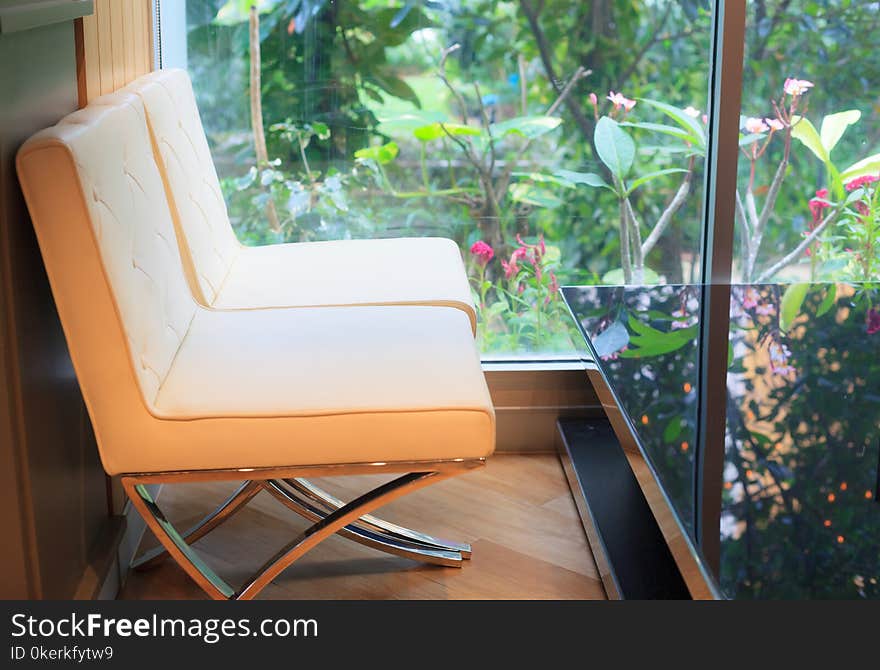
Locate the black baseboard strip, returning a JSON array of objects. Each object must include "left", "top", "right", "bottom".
[{"left": 557, "top": 418, "right": 690, "bottom": 599}]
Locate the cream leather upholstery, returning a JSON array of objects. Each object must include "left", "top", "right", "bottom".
[
  {"left": 125, "top": 68, "right": 477, "bottom": 331},
  {"left": 16, "top": 92, "right": 494, "bottom": 476}
]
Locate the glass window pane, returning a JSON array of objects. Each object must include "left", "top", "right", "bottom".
[
  {"left": 179, "top": 0, "right": 714, "bottom": 358},
  {"left": 722, "top": 282, "right": 880, "bottom": 598},
  {"left": 734, "top": 1, "right": 880, "bottom": 283},
  {"left": 719, "top": 0, "right": 880, "bottom": 599}
]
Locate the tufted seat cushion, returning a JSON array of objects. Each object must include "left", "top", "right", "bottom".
[
  {"left": 16, "top": 92, "right": 494, "bottom": 476},
  {"left": 124, "top": 69, "right": 477, "bottom": 331}
]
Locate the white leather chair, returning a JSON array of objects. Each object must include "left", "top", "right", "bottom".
[
  {"left": 124, "top": 68, "right": 478, "bottom": 332},
  {"left": 16, "top": 91, "right": 494, "bottom": 600}
]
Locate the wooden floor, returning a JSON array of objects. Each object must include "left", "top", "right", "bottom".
[{"left": 120, "top": 454, "right": 606, "bottom": 600}]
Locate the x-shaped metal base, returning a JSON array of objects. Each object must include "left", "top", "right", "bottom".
[{"left": 124, "top": 460, "right": 481, "bottom": 600}]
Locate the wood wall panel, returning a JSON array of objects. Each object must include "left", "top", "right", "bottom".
[
  {"left": 0, "top": 15, "right": 113, "bottom": 599},
  {"left": 77, "top": 0, "right": 153, "bottom": 106}
]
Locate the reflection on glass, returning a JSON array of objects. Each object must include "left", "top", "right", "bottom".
[
  {"left": 567, "top": 281, "right": 880, "bottom": 598},
  {"left": 722, "top": 283, "right": 880, "bottom": 599},
  {"left": 181, "top": 0, "right": 713, "bottom": 355},
  {"left": 735, "top": 2, "right": 880, "bottom": 283},
  {"left": 564, "top": 284, "right": 702, "bottom": 535}
]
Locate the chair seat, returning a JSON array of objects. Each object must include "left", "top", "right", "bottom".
[
  {"left": 214, "top": 237, "right": 477, "bottom": 331},
  {"left": 131, "top": 305, "right": 494, "bottom": 474}
]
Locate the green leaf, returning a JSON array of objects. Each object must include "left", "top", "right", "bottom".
[
  {"left": 816, "top": 284, "right": 837, "bottom": 317},
  {"left": 841, "top": 153, "right": 880, "bottom": 182},
  {"left": 594, "top": 116, "right": 635, "bottom": 182},
  {"left": 663, "top": 419, "right": 683, "bottom": 443},
  {"left": 620, "top": 121, "right": 696, "bottom": 145},
  {"left": 511, "top": 172, "right": 576, "bottom": 188},
  {"left": 780, "top": 282, "right": 809, "bottom": 332},
  {"left": 636, "top": 98, "right": 705, "bottom": 149},
  {"left": 626, "top": 168, "right": 688, "bottom": 194},
  {"left": 554, "top": 169, "right": 611, "bottom": 190},
  {"left": 215, "top": 0, "right": 279, "bottom": 25},
  {"left": 368, "top": 73, "right": 421, "bottom": 108},
  {"left": 601, "top": 267, "right": 660, "bottom": 284},
  {"left": 354, "top": 142, "right": 399, "bottom": 164},
  {"left": 491, "top": 115, "right": 562, "bottom": 139},
  {"left": 592, "top": 321, "right": 629, "bottom": 358},
  {"left": 819, "top": 110, "right": 861, "bottom": 154},
  {"left": 620, "top": 317, "right": 698, "bottom": 358},
  {"left": 233, "top": 166, "right": 257, "bottom": 190},
  {"left": 508, "top": 183, "right": 564, "bottom": 209},
  {"left": 310, "top": 121, "right": 330, "bottom": 140},
  {"left": 791, "top": 116, "right": 828, "bottom": 163},
  {"left": 412, "top": 122, "right": 480, "bottom": 142}
]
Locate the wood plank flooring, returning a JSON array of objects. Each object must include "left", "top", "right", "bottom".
[{"left": 120, "top": 454, "right": 606, "bottom": 600}]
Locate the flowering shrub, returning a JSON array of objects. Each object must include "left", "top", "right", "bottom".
[
  {"left": 734, "top": 78, "right": 880, "bottom": 282},
  {"left": 467, "top": 235, "right": 574, "bottom": 352}
]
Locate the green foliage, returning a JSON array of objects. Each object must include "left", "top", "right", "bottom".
[{"left": 186, "top": 0, "right": 880, "bottom": 355}]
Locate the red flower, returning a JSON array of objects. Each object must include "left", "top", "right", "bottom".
[
  {"left": 868, "top": 308, "right": 880, "bottom": 335},
  {"left": 844, "top": 174, "right": 879, "bottom": 192},
  {"left": 808, "top": 188, "right": 830, "bottom": 222},
  {"left": 469, "top": 240, "right": 494, "bottom": 265}
]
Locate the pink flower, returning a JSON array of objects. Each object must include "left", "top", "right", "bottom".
[
  {"left": 769, "top": 341, "right": 795, "bottom": 376},
  {"left": 755, "top": 303, "right": 776, "bottom": 316},
  {"left": 501, "top": 258, "right": 519, "bottom": 279},
  {"left": 684, "top": 106, "right": 700, "bottom": 118},
  {"left": 742, "top": 287, "right": 760, "bottom": 309},
  {"left": 809, "top": 188, "right": 831, "bottom": 222},
  {"left": 607, "top": 91, "right": 636, "bottom": 112},
  {"left": 469, "top": 240, "right": 494, "bottom": 265},
  {"left": 766, "top": 118, "right": 785, "bottom": 131},
  {"left": 783, "top": 78, "right": 814, "bottom": 97},
  {"left": 545, "top": 272, "right": 559, "bottom": 305},
  {"left": 867, "top": 308, "right": 880, "bottom": 335},
  {"left": 589, "top": 92, "right": 598, "bottom": 107},
  {"left": 844, "top": 174, "right": 879, "bottom": 192},
  {"left": 671, "top": 320, "right": 690, "bottom": 330},
  {"left": 511, "top": 246, "right": 528, "bottom": 261},
  {"left": 744, "top": 117, "right": 769, "bottom": 134}
]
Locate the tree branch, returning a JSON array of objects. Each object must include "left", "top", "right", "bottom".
[
  {"left": 640, "top": 158, "right": 695, "bottom": 258},
  {"left": 613, "top": 4, "right": 673, "bottom": 92},
  {"left": 496, "top": 66, "right": 590, "bottom": 198},
  {"left": 756, "top": 206, "right": 841, "bottom": 281},
  {"left": 519, "top": 0, "right": 594, "bottom": 142},
  {"left": 624, "top": 197, "right": 644, "bottom": 270}
]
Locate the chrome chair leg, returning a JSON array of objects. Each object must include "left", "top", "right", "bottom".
[
  {"left": 237, "top": 472, "right": 456, "bottom": 600},
  {"left": 132, "top": 480, "right": 262, "bottom": 571},
  {"left": 124, "top": 482, "right": 236, "bottom": 600},
  {"left": 262, "top": 479, "right": 463, "bottom": 567},
  {"left": 287, "top": 478, "right": 472, "bottom": 559},
  {"left": 122, "top": 466, "right": 473, "bottom": 600}
]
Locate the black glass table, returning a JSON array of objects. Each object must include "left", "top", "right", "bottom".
[{"left": 561, "top": 283, "right": 880, "bottom": 599}]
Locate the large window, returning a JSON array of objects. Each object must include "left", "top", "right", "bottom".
[
  {"left": 171, "top": 0, "right": 713, "bottom": 357},
  {"left": 732, "top": 1, "right": 880, "bottom": 283}
]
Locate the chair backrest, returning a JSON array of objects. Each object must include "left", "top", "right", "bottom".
[
  {"left": 124, "top": 68, "right": 241, "bottom": 306},
  {"left": 16, "top": 92, "right": 198, "bottom": 451}
]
